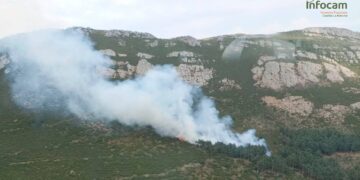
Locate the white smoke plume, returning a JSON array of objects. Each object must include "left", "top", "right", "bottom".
[{"left": 0, "top": 30, "right": 268, "bottom": 150}]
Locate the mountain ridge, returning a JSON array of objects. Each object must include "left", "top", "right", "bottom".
[{"left": 69, "top": 26, "right": 360, "bottom": 40}]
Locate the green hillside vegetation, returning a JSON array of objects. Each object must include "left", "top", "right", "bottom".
[{"left": 1, "top": 27, "right": 360, "bottom": 179}]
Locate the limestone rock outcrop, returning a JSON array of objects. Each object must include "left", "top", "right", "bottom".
[
  {"left": 350, "top": 102, "right": 360, "bottom": 111},
  {"left": 176, "top": 64, "right": 213, "bottom": 86},
  {"left": 137, "top": 52, "right": 154, "bottom": 59},
  {"left": 136, "top": 59, "right": 153, "bottom": 75},
  {"left": 314, "top": 104, "right": 351, "bottom": 125},
  {"left": 252, "top": 56, "right": 358, "bottom": 91},
  {"left": 262, "top": 96, "right": 314, "bottom": 116},
  {"left": 99, "top": 49, "right": 116, "bottom": 57},
  {"left": 218, "top": 78, "right": 241, "bottom": 91},
  {"left": 174, "top": 36, "right": 201, "bottom": 47}
]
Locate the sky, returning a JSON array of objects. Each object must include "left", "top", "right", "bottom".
[{"left": 0, "top": 0, "right": 359, "bottom": 38}]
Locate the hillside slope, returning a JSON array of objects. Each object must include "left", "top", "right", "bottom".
[{"left": 1, "top": 27, "right": 360, "bottom": 179}]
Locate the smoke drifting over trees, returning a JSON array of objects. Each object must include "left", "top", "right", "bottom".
[{"left": 0, "top": 30, "right": 268, "bottom": 150}]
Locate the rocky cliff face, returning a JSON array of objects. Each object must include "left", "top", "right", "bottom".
[
  {"left": 176, "top": 64, "right": 213, "bottom": 86},
  {"left": 98, "top": 48, "right": 214, "bottom": 86},
  {"left": 252, "top": 55, "right": 357, "bottom": 91}
]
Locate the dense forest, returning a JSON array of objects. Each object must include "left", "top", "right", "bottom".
[{"left": 198, "top": 129, "right": 360, "bottom": 180}]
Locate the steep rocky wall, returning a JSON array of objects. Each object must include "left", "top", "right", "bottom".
[{"left": 252, "top": 55, "right": 358, "bottom": 91}]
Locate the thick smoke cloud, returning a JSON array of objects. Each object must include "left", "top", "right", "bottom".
[{"left": 0, "top": 30, "right": 268, "bottom": 150}]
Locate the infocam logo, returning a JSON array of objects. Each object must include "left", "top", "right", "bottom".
[
  {"left": 306, "top": 0, "right": 347, "bottom": 9},
  {"left": 306, "top": 0, "right": 348, "bottom": 17}
]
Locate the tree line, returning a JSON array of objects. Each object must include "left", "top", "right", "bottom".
[{"left": 197, "top": 128, "right": 360, "bottom": 180}]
